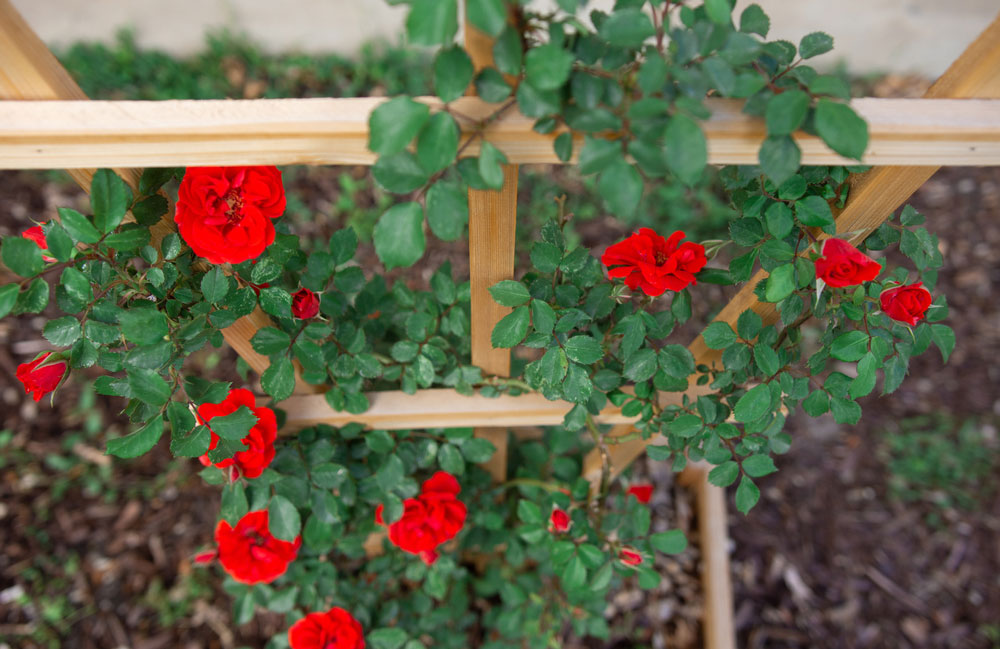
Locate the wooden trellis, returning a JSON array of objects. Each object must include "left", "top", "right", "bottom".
[{"left": 3, "top": 2, "right": 1000, "bottom": 647}]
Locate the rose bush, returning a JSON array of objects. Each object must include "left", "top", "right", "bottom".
[{"left": 0, "top": 1, "right": 958, "bottom": 646}]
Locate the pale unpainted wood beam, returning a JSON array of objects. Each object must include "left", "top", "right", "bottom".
[
  {"left": 1, "top": 96, "right": 999, "bottom": 170},
  {"left": 465, "top": 3, "right": 516, "bottom": 483}
]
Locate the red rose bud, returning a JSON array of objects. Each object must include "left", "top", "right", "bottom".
[
  {"left": 16, "top": 352, "right": 67, "bottom": 402},
  {"left": 376, "top": 471, "right": 467, "bottom": 558},
  {"left": 215, "top": 510, "right": 300, "bottom": 584},
  {"left": 197, "top": 388, "right": 277, "bottom": 479},
  {"left": 291, "top": 287, "right": 320, "bottom": 319},
  {"left": 288, "top": 607, "right": 365, "bottom": 649},
  {"left": 193, "top": 550, "right": 218, "bottom": 564},
  {"left": 549, "top": 508, "right": 572, "bottom": 533},
  {"left": 174, "top": 166, "right": 286, "bottom": 264},
  {"left": 880, "top": 282, "right": 932, "bottom": 326},
  {"left": 419, "top": 550, "right": 439, "bottom": 565},
  {"left": 22, "top": 225, "right": 56, "bottom": 262},
  {"left": 601, "top": 229, "right": 707, "bottom": 297},
  {"left": 814, "top": 238, "right": 881, "bottom": 288},
  {"left": 619, "top": 547, "right": 643, "bottom": 567},
  {"left": 626, "top": 484, "right": 654, "bottom": 504}
]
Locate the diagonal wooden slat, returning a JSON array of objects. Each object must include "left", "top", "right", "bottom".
[
  {"left": 582, "top": 10, "right": 1000, "bottom": 488},
  {"left": 0, "top": 0, "right": 319, "bottom": 395}
]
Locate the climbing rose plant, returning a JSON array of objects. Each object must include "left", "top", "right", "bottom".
[{"left": 0, "top": 1, "right": 955, "bottom": 647}]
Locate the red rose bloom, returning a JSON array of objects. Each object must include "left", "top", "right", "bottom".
[
  {"left": 16, "top": 352, "right": 67, "bottom": 402},
  {"left": 175, "top": 166, "right": 285, "bottom": 264},
  {"left": 880, "top": 282, "right": 932, "bottom": 326},
  {"left": 626, "top": 484, "right": 654, "bottom": 504},
  {"left": 215, "top": 510, "right": 301, "bottom": 584},
  {"left": 619, "top": 547, "right": 643, "bottom": 567},
  {"left": 22, "top": 226, "right": 56, "bottom": 262},
  {"left": 288, "top": 607, "right": 365, "bottom": 649},
  {"left": 375, "top": 471, "right": 467, "bottom": 563},
  {"left": 814, "top": 238, "right": 881, "bottom": 288},
  {"left": 549, "top": 508, "right": 571, "bottom": 533},
  {"left": 602, "top": 229, "right": 707, "bottom": 297},
  {"left": 291, "top": 288, "right": 320, "bottom": 319},
  {"left": 197, "top": 388, "right": 277, "bottom": 479}
]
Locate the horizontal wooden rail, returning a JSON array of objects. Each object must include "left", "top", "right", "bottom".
[
  {"left": 276, "top": 385, "right": 711, "bottom": 433},
  {"left": 277, "top": 388, "right": 633, "bottom": 432},
  {"left": 1, "top": 97, "right": 999, "bottom": 169}
]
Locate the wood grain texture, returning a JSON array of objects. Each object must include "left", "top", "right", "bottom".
[
  {"left": 2, "top": 96, "right": 1000, "bottom": 169},
  {"left": 277, "top": 387, "right": 640, "bottom": 433},
  {"left": 585, "top": 11, "right": 1000, "bottom": 494},
  {"left": 678, "top": 464, "right": 737, "bottom": 649},
  {"left": 466, "top": 5, "right": 516, "bottom": 483},
  {"left": 0, "top": 1, "right": 317, "bottom": 395}
]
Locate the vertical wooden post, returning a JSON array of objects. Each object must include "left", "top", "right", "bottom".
[
  {"left": 0, "top": 0, "right": 319, "bottom": 395},
  {"left": 466, "top": 7, "right": 515, "bottom": 482},
  {"left": 678, "top": 464, "right": 737, "bottom": 649}
]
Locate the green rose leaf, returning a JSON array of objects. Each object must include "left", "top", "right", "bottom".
[
  {"left": 765, "top": 90, "right": 810, "bottom": 136},
  {"left": 43, "top": 316, "right": 81, "bottom": 347},
  {"left": 735, "top": 475, "right": 761, "bottom": 514},
  {"left": 758, "top": 135, "right": 801, "bottom": 186},
  {"left": 799, "top": 31, "right": 834, "bottom": 59},
  {"left": 417, "top": 112, "right": 460, "bottom": 174},
  {"left": 91, "top": 169, "right": 132, "bottom": 234},
  {"left": 708, "top": 460, "right": 739, "bottom": 487},
  {"left": 374, "top": 202, "right": 426, "bottom": 270},
  {"left": 704, "top": 0, "right": 732, "bottom": 24},
  {"left": 658, "top": 344, "right": 695, "bottom": 380},
  {"left": 564, "top": 335, "right": 604, "bottom": 365},
  {"left": 702, "top": 322, "right": 737, "bottom": 350},
  {"left": 405, "top": 0, "right": 458, "bottom": 46},
  {"left": 524, "top": 43, "right": 574, "bottom": 91},
  {"left": 466, "top": 0, "right": 506, "bottom": 37},
  {"left": 426, "top": 181, "right": 468, "bottom": 242},
  {"left": 740, "top": 4, "right": 770, "bottom": 36},
  {"left": 795, "top": 195, "right": 835, "bottom": 228},
  {"left": 733, "top": 384, "right": 772, "bottom": 423},
  {"left": 368, "top": 628, "right": 409, "bottom": 649},
  {"left": 126, "top": 368, "right": 172, "bottom": 407},
  {"left": 207, "top": 405, "right": 258, "bottom": 441},
  {"left": 664, "top": 115, "right": 707, "bottom": 186},
  {"left": 261, "top": 356, "right": 296, "bottom": 402},
  {"left": 251, "top": 327, "right": 292, "bottom": 356},
  {"left": 118, "top": 308, "right": 168, "bottom": 345},
  {"left": 650, "top": 530, "right": 688, "bottom": 554},
  {"left": 0, "top": 284, "right": 18, "bottom": 319},
  {"left": 491, "top": 305, "right": 529, "bottom": 348},
  {"left": 106, "top": 415, "right": 164, "bottom": 459},
  {"left": 598, "top": 8, "right": 655, "bottom": 48},
  {"left": 742, "top": 454, "right": 777, "bottom": 477},
  {"left": 57, "top": 207, "right": 101, "bottom": 244},
  {"left": 267, "top": 494, "right": 301, "bottom": 542},
  {"left": 598, "top": 160, "right": 643, "bottom": 217},
  {"left": 830, "top": 330, "right": 869, "bottom": 362},
  {"left": 369, "top": 96, "right": 430, "bottom": 156},
  {"left": 434, "top": 46, "right": 474, "bottom": 103},
  {"left": 200, "top": 267, "right": 231, "bottom": 304},
  {"left": 764, "top": 263, "right": 795, "bottom": 303},
  {"left": 815, "top": 99, "right": 868, "bottom": 161},
  {"left": 2, "top": 237, "right": 44, "bottom": 278},
  {"left": 488, "top": 280, "right": 531, "bottom": 307}
]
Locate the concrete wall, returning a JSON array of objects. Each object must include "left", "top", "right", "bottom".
[{"left": 10, "top": 0, "right": 998, "bottom": 76}]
